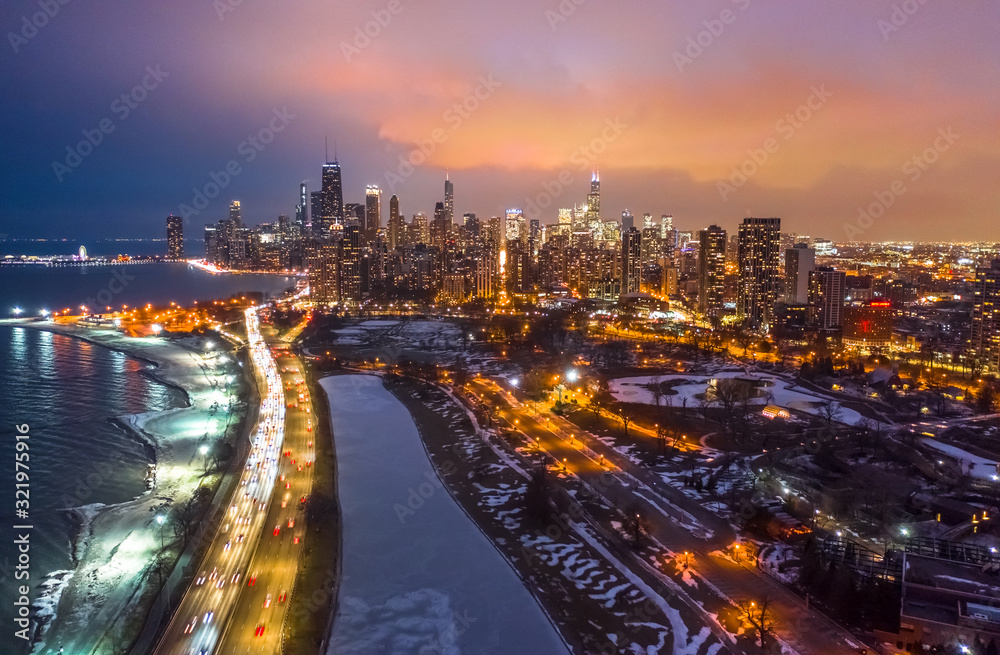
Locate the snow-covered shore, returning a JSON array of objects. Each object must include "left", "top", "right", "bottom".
[{"left": 10, "top": 321, "right": 249, "bottom": 655}]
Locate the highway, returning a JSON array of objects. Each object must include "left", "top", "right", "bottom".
[
  {"left": 213, "top": 327, "right": 316, "bottom": 652},
  {"left": 154, "top": 307, "right": 307, "bottom": 655}
]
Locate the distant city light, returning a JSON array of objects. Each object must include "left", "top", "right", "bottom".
[{"left": 12, "top": 307, "right": 22, "bottom": 316}]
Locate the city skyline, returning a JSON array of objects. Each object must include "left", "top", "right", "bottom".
[{"left": 1, "top": 1, "right": 998, "bottom": 241}]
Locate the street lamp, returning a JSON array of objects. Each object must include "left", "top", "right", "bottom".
[
  {"left": 155, "top": 514, "right": 166, "bottom": 549},
  {"left": 12, "top": 307, "right": 22, "bottom": 316}
]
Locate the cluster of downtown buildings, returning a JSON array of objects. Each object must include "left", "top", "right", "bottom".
[{"left": 164, "top": 159, "right": 1000, "bottom": 373}]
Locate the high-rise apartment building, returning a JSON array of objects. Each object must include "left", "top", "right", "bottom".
[
  {"left": 784, "top": 243, "right": 816, "bottom": 305},
  {"left": 505, "top": 209, "right": 524, "bottom": 242},
  {"left": 736, "top": 217, "right": 781, "bottom": 330},
  {"left": 621, "top": 227, "right": 642, "bottom": 295},
  {"left": 970, "top": 260, "right": 1000, "bottom": 372},
  {"left": 808, "top": 267, "right": 846, "bottom": 329},
  {"left": 697, "top": 225, "right": 727, "bottom": 315},
  {"left": 166, "top": 215, "right": 184, "bottom": 259}
]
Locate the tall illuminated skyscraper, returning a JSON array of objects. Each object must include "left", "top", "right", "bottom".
[
  {"left": 229, "top": 200, "right": 242, "bottom": 228},
  {"left": 365, "top": 185, "right": 381, "bottom": 245},
  {"left": 444, "top": 174, "right": 454, "bottom": 225},
  {"left": 296, "top": 182, "right": 309, "bottom": 232},
  {"left": 621, "top": 227, "right": 641, "bottom": 295},
  {"left": 586, "top": 171, "right": 600, "bottom": 227},
  {"left": 970, "top": 260, "right": 1000, "bottom": 372},
  {"left": 322, "top": 161, "right": 343, "bottom": 223},
  {"left": 388, "top": 194, "right": 402, "bottom": 251},
  {"left": 432, "top": 202, "right": 448, "bottom": 248},
  {"left": 505, "top": 209, "right": 524, "bottom": 242},
  {"left": 166, "top": 215, "right": 184, "bottom": 259},
  {"left": 737, "top": 217, "right": 781, "bottom": 330},
  {"left": 697, "top": 225, "right": 726, "bottom": 316}
]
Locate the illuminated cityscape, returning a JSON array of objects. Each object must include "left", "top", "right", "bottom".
[{"left": 2, "top": 2, "right": 999, "bottom": 655}]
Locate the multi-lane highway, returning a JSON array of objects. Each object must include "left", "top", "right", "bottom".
[{"left": 155, "top": 307, "right": 314, "bottom": 655}]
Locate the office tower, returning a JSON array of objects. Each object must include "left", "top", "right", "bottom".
[
  {"left": 339, "top": 221, "right": 363, "bottom": 302},
  {"left": 203, "top": 225, "right": 219, "bottom": 263},
  {"left": 586, "top": 171, "right": 601, "bottom": 226},
  {"left": 307, "top": 240, "right": 339, "bottom": 305},
  {"left": 296, "top": 183, "right": 309, "bottom": 232},
  {"left": 365, "top": 185, "right": 381, "bottom": 245},
  {"left": 463, "top": 213, "right": 479, "bottom": 236},
  {"left": 322, "top": 161, "right": 344, "bottom": 224},
  {"left": 660, "top": 214, "right": 674, "bottom": 236},
  {"left": 736, "top": 217, "right": 781, "bottom": 330},
  {"left": 505, "top": 209, "right": 524, "bottom": 242},
  {"left": 621, "top": 210, "right": 634, "bottom": 232},
  {"left": 444, "top": 175, "right": 454, "bottom": 225},
  {"left": 642, "top": 213, "right": 654, "bottom": 231},
  {"left": 229, "top": 200, "right": 242, "bottom": 228},
  {"left": 310, "top": 192, "right": 325, "bottom": 235},
  {"left": 388, "top": 194, "right": 402, "bottom": 251},
  {"left": 697, "top": 225, "right": 727, "bottom": 315},
  {"left": 808, "top": 267, "right": 847, "bottom": 329},
  {"left": 413, "top": 213, "right": 430, "bottom": 245},
  {"left": 970, "top": 260, "right": 1000, "bottom": 372},
  {"left": 784, "top": 243, "right": 816, "bottom": 304},
  {"left": 621, "top": 227, "right": 641, "bottom": 295},
  {"left": 166, "top": 215, "right": 184, "bottom": 259},
  {"left": 432, "top": 202, "right": 448, "bottom": 249}
]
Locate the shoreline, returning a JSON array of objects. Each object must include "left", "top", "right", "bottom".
[{"left": 4, "top": 320, "right": 251, "bottom": 655}]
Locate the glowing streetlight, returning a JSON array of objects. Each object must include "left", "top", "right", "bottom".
[{"left": 12, "top": 307, "right": 22, "bottom": 316}]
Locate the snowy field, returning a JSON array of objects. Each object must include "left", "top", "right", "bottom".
[
  {"left": 610, "top": 371, "right": 880, "bottom": 427},
  {"left": 322, "top": 375, "right": 569, "bottom": 655},
  {"left": 923, "top": 438, "right": 1000, "bottom": 480}
]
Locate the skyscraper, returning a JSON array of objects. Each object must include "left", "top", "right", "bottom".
[
  {"left": 295, "top": 182, "right": 309, "bottom": 232},
  {"left": 229, "top": 200, "right": 242, "bottom": 228},
  {"left": 621, "top": 227, "right": 641, "bottom": 295},
  {"left": 505, "top": 209, "right": 524, "bottom": 242},
  {"left": 697, "top": 225, "right": 726, "bottom": 315},
  {"left": 444, "top": 174, "right": 454, "bottom": 225},
  {"left": 737, "top": 217, "right": 781, "bottom": 330},
  {"left": 586, "top": 172, "right": 601, "bottom": 229},
  {"left": 432, "top": 202, "right": 448, "bottom": 249},
  {"left": 365, "top": 185, "right": 381, "bottom": 244},
  {"left": 808, "top": 267, "right": 846, "bottom": 329},
  {"left": 166, "top": 215, "right": 184, "bottom": 259},
  {"left": 322, "top": 161, "right": 344, "bottom": 226},
  {"left": 621, "top": 209, "right": 634, "bottom": 232},
  {"left": 388, "top": 194, "right": 402, "bottom": 251},
  {"left": 784, "top": 243, "right": 816, "bottom": 305},
  {"left": 970, "top": 260, "right": 1000, "bottom": 372}
]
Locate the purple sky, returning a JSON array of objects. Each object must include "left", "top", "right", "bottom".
[{"left": 1, "top": 0, "right": 997, "bottom": 241}]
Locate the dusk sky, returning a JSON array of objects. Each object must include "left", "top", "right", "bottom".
[{"left": 1, "top": 0, "right": 997, "bottom": 242}]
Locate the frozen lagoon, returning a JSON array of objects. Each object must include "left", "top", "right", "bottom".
[{"left": 321, "top": 375, "right": 569, "bottom": 655}]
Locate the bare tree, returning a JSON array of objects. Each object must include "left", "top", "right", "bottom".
[
  {"left": 614, "top": 402, "right": 636, "bottom": 437},
  {"left": 819, "top": 401, "right": 843, "bottom": 429},
  {"left": 648, "top": 375, "right": 664, "bottom": 409},
  {"left": 739, "top": 596, "right": 776, "bottom": 650},
  {"left": 621, "top": 506, "right": 650, "bottom": 548}
]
